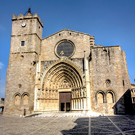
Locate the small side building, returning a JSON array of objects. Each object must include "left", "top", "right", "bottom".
[
  {"left": 131, "top": 84, "right": 135, "bottom": 113},
  {"left": 0, "top": 98, "right": 4, "bottom": 113}
]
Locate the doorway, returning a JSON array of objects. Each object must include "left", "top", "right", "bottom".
[
  {"left": 59, "top": 92, "right": 71, "bottom": 111},
  {"left": 61, "top": 103, "right": 65, "bottom": 111},
  {"left": 66, "top": 103, "right": 70, "bottom": 111}
]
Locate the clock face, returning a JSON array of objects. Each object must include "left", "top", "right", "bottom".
[{"left": 22, "top": 23, "right": 26, "bottom": 27}]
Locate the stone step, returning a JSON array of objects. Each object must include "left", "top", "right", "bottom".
[
  {"left": 32, "top": 111, "right": 102, "bottom": 118},
  {"left": 24, "top": 111, "right": 102, "bottom": 118}
]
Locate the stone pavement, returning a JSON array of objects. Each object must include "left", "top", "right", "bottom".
[{"left": 0, "top": 114, "right": 135, "bottom": 135}]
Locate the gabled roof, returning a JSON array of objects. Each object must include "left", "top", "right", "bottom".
[{"left": 42, "top": 29, "right": 90, "bottom": 40}]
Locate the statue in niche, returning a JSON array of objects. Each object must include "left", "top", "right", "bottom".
[
  {"left": 72, "top": 90, "right": 74, "bottom": 98},
  {"left": 53, "top": 90, "right": 55, "bottom": 99},
  {"left": 76, "top": 90, "right": 79, "bottom": 98},
  {"left": 42, "top": 89, "right": 44, "bottom": 98},
  {"left": 46, "top": 90, "right": 48, "bottom": 99},
  {"left": 81, "top": 89, "right": 83, "bottom": 97},
  {"left": 61, "top": 80, "right": 70, "bottom": 88},
  {"left": 49, "top": 90, "right": 51, "bottom": 98},
  {"left": 37, "top": 89, "right": 40, "bottom": 98},
  {"left": 84, "top": 88, "right": 86, "bottom": 97},
  {"left": 74, "top": 90, "right": 75, "bottom": 98},
  {"left": 52, "top": 90, "right": 54, "bottom": 99},
  {"left": 74, "top": 90, "right": 76, "bottom": 98},
  {"left": 55, "top": 90, "right": 58, "bottom": 98}
]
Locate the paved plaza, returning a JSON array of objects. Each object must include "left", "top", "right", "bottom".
[{"left": 0, "top": 114, "right": 135, "bottom": 135}]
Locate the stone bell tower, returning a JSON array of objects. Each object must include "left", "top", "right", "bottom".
[{"left": 4, "top": 9, "right": 43, "bottom": 116}]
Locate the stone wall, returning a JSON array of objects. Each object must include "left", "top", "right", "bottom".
[
  {"left": 4, "top": 12, "right": 43, "bottom": 116},
  {"left": 90, "top": 46, "right": 131, "bottom": 115},
  {"left": 41, "top": 29, "right": 90, "bottom": 61},
  {"left": 4, "top": 53, "right": 38, "bottom": 116},
  {"left": 4, "top": 11, "right": 132, "bottom": 116}
]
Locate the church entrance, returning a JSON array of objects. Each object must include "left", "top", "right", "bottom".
[
  {"left": 59, "top": 92, "right": 71, "bottom": 111},
  {"left": 38, "top": 61, "right": 84, "bottom": 112}
]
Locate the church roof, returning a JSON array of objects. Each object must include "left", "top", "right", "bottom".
[{"left": 42, "top": 29, "right": 90, "bottom": 40}]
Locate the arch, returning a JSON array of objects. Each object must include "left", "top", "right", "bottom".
[
  {"left": 96, "top": 91, "right": 105, "bottom": 104},
  {"left": 106, "top": 90, "right": 115, "bottom": 103},
  {"left": 22, "top": 92, "right": 29, "bottom": 106},
  {"left": 41, "top": 60, "right": 83, "bottom": 90},
  {"left": 48, "top": 69, "right": 79, "bottom": 89},
  {"left": 45, "top": 64, "right": 81, "bottom": 87},
  {"left": 14, "top": 93, "right": 21, "bottom": 106}
]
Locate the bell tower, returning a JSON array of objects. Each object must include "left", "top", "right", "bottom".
[
  {"left": 4, "top": 9, "right": 43, "bottom": 116},
  {"left": 10, "top": 8, "right": 43, "bottom": 54}
]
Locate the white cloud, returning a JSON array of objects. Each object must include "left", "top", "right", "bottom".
[{"left": 0, "top": 62, "right": 4, "bottom": 69}]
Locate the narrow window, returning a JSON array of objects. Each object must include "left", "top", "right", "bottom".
[
  {"left": 21, "top": 41, "right": 25, "bottom": 46},
  {"left": 19, "top": 84, "right": 22, "bottom": 88},
  {"left": 123, "top": 80, "right": 125, "bottom": 86}
]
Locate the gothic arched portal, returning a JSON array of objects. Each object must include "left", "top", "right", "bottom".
[{"left": 36, "top": 60, "right": 86, "bottom": 111}]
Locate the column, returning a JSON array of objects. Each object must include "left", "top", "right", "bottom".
[
  {"left": 78, "top": 99, "right": 80, "bottom": 109},
  {"left": 34, "top": 88, "right": 38, "bottom": 111},
  {"left": 71, "top": 100, "right": 73, "bottom": 110},
  {"left": 84, "top": 51, "right": 91, "bottom": 111},
  {"left": 80, "top": 99, "right": 81, "bottom": 109},
  {"left": 83, "top": 98, "right": 86, "bottom": 110},
  {"left": 81, "top": 98, "right": 83, "bottom": 109}
]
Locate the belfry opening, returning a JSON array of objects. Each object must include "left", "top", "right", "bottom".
[{"left": 35, "top": 60, "right": 87, "bottom": 112}]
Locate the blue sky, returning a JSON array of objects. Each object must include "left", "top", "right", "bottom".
[{"left": 0, "top": 0, "right": 135, "bottom": 98}]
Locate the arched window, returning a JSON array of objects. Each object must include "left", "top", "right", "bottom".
[
  {"left": 107, "top": 91, "right": 114, "bottom": 103},
  {"left": 22, "top": 94, "right": 29, "bottom": 105},
  {"left": 15, "top": 94, "right": 21, "bottom": 106},
  {"left": 97, "top": 92, "right": 104, "bottom": 104}
]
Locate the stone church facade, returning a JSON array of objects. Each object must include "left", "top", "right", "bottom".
[{"left": 4, "top": 11, "right": 131, "bottom": 116}]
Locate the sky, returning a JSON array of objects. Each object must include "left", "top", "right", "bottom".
[{"left": 0, "top": 0, "right": 135, "bottom": 98}]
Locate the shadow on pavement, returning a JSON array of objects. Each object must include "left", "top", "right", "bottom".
[{"left": 61, "top": 117, "right": 89, "bottom": 135}]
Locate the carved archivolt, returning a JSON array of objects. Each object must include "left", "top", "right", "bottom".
[
  {"left": 42, "top": 61, "right": 83, "bottom": 89},
  {"left": 38, "top": 61, "right": 83, "bottom": 99}
]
